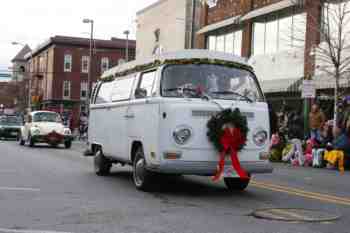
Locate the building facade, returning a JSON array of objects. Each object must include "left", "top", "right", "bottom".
[
  {"left": 196, "top": 0, "right": 327, "bottom": 108},
  {"left": 26, "top": 36, "right": 136, "bottom": 129},
  {"left": 136, "top": 0, "right": 202, "bottom": 59},
  {"left": 11, "top": 45, "right": 32, "bottom": 112}
]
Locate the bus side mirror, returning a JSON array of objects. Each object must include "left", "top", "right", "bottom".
[{"left": 135, "top": 88, "right": 147, "bottom": 99}]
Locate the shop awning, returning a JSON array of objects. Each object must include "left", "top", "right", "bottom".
[
  {"left": 260, "top": 78, "right": 300, "bottom": 93},
  {"left": 241, "top": 0, "right": 296, "bottom": 21},
  {"left": 313, "top": 75, "right": 350, "bottom": 90},
  {"left": 196, "top": 15, "right": 241, "bottom": 35}
]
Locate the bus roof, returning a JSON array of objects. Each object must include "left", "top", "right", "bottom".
[{"left": 101, "top": 49, "right": 251, "bottom": 80}]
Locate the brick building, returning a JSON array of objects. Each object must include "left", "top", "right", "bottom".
[
  {"left": 0, "top": 82, "right": 18, "bottom": 113},
  {"left": 195, "top": 0, "right": 344, "bottom": 111},
  {"left": 26, "top": 35, "right": 136, "bottom": 129}
]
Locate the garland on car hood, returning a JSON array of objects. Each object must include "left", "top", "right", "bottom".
[
  {"left": 102, "top": 58, "right": 252, "bottom": 82},
  {"left": 207, "top": 108, "right": 250, "bottom": 181}
]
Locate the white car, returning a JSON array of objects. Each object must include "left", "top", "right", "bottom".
[
  {"left": 87, "top": 50, "right": 273, "bottom": 191},
  {"left": 19, "top": 111, "right": 73, "bottom": 148}
]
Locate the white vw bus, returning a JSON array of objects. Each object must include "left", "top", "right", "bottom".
[{"left": 88, "top": 50, "right": 273, "bottom": 191}]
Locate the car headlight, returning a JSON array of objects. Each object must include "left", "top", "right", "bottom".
[
  {"left": 32, "top": 128, "right": 40, "bottom": 135},
  {"left": 173, "top": 126, "right": 192, "bottom": 145},
  {"left": 253, "top": 129, "right": 268, "bottom": 147},
  {"left": 64, "top": 128, "right": 71, "bottom": 135}
]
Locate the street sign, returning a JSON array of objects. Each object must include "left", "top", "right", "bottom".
[{"left": 302, "top": 80, "right": 316, "bottom": 98}]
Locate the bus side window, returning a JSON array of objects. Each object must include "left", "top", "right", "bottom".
[{"left": 95, "top": 82, "right": 113, "bottom": 104}]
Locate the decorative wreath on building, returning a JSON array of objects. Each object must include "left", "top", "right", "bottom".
[{"left": 207, "top": 108, "right": 250, "bottom": 181}]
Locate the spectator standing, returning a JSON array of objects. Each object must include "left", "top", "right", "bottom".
[{"left": 309, "top": 104, "right": 326, "bottom": 142}]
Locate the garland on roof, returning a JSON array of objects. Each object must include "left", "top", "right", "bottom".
[{"left": 102, "top": 58, "right": 252, "bottom": 82}]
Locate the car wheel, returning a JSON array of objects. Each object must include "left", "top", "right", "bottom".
[
  {"left": 94, "top": 149, "right": 111, "bottom": 176},
  {"left": 64, "top": 141, "right": 72, "bottom": 149},
  {"left": 28, "top": 135, "right": 35, "bottom": 147},
  {"left": 224, "top": 177, "right": 250, "bottom": 191},
  {"left": 133, "top": 146, "right": 154, "bottom": 191}
]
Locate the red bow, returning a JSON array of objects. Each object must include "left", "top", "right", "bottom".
[{"left": 212, "top": 127, "right": 249, "bottom": 182}]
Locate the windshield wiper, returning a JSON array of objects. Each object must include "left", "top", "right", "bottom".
[
  {"left": 163, "top": 87, "right": 200, "bottom": 97},
  {"left": 210, "top": 91, "right": 253, "bottom": 103}
]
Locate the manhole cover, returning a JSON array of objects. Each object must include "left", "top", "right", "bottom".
[{"left": 251, "top": 208, "right": 341, "bottom": 222}]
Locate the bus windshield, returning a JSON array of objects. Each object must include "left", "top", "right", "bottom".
[{"left": 161, "top": 64, "right": 264, "bottom": 102}]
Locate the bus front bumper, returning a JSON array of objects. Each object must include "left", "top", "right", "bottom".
[{"left": 148, "top": 160, "right": 273, "bottom": 176}]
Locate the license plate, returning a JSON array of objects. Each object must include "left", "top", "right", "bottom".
[
  {"left": 11, "top": 132, "right": 18, "bottom": 136},
  {"left": 223, "top": 166, "right": 238, "bottom": 178}
]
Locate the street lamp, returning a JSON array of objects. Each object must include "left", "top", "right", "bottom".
[
  {"left": 123, "top": 30, "right": 130, "bottom": 62},
  {"left": 82, "top": 18, "right": 94, "bottom": 115},
  {"left": 12, "top": 41, "right": 32, "bottom": 113}
]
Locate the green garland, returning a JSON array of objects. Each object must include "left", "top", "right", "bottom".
[
  {"left": 102, "top": 58, "right": 253, "bottom": 82},
  {"left": 207, "top": 108, "right": 249, "bottom": 153}
]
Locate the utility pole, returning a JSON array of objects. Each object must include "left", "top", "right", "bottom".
[
  {"left": 83, "top": 18, "right": 94, "bottom": 115},
  {"left": 124, "top": 30, "right": 130, "bottom": 62}
]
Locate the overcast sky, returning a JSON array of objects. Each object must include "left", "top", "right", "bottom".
[{"left": 0, "top": 0, "right": 158, "bottom": 70}]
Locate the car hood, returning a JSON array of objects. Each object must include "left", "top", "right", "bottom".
[{"left": 32, "top": 122, "right": 65, "bottom": 134}]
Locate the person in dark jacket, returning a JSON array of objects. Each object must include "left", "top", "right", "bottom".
[{"left": 268, "top": 102, "right": 278, "bottom": 136}]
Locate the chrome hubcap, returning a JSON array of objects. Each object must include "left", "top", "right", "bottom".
[
  {"left": 94, "top": 153, "right": 101, "bottom": 172},
  {"left": 134, "top": 156, "right": 145, "bottom": 186}
]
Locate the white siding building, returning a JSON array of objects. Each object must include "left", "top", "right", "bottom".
[{"left": 136, "top": 0, "right": 201, "bottom": 59}]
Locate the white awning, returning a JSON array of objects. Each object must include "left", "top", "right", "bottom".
[
  {"left": 260, "top": 78, "right": 299, "bottom": 93},
  {"left": 196, "top": 15, "right": 241, "bottom": 35},
  {"left": 313, "top": 75, "right": 350, "bottom": 90},
  {"left": 241, "top": 0, "right": 296, "bottom": 21}
]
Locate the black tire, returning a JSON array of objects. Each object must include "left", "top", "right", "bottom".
[
  {"left": 19, "top": 135, "right": 25, "bottom": 146},
  {"left": 94, "top": 149, "right": 112, "bottom": 176},
  {"left": 224, "top": 177, "right": 250, "bottom": 191},
  {"left": 132, "top": 146, "right": 154, "bottom": 191},
  {"left": 28, "top": 135, "right": 35, "bottom": 147},
  {"left": 64, "top": 141, "right": 72, "bottom": 149}
]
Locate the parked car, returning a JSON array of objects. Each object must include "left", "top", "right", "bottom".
[
  {"left": 19, "top": 111, "right": 73, "bottom": 148},
  {"left": 0, "top": 115, "right": 23, "bottom": 140},
  {"left": 87, "top": 50, "right": 273, "bottom": 191}
]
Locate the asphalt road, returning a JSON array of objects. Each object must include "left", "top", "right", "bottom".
[{"left": 0, "top": 140, "right": 349, "bottom": 233}]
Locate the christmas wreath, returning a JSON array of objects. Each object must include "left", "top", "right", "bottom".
[{"left": 207, "top": 108, "right": 249, "bottom": 181}]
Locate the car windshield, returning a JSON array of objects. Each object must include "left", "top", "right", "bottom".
[
  {"left": 161, "top": 64, "right": 263, "bottom": 102},
  {"left": 33, "top": 112, "right": 61, "bottom": 123},
  {"left": 0, "top": 116, "right": 22, "bottom": 126}
]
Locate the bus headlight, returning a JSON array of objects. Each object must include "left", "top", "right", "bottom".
[
  {"left": 253, "top": 129, "right": 268, "bottom": 147},
  {"left": 173, "top": 126, "right": 192, "bottom": 145}
]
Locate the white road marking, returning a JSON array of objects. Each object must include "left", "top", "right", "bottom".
[
  {"left": 0, "top": 187, "right": 40, "bottom": 192},
  {"left": 0, "top": 229, "right": 72, "bottom": 233}
]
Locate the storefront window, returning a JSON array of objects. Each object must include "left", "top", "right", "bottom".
[
  {"left": 279, "top": 15, "right": 293, "bottom": 51},
  {"left": 252, "top": 10, "right": 306, "bottom": 55},
  {"left": 253, "top": 20, "right": 266, "bottom": 55},
  {"left": 265, "top": 16, "right": 278, "bottom": 54},
  {"left": 323, "top": 2, "right": 350, "bottom": 42},
  {"left": 293, "top": 13, "right": 307, "bottom": 48},
  {"left": 208, "top": 35, "right": 216, "bottom": 51},
  {"left": 206, "top": 29, "right": 243, "bottom": 56},
  {"left": 216, "top": 35, "right": 225, "bottom": 52},
  {"left": 234, "top": 30, "right": 242, "bottom": 56},
  {"left": 225, "top": 33, "right": 234, "bottom": 54}
]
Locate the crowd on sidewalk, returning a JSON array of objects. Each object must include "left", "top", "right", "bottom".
[{"left": 269, "top": 98, "right": 350, "bottom": 173}]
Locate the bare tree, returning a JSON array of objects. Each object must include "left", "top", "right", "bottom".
[{"left": 291, "top": 0, "right": 350, "bottom": 127}]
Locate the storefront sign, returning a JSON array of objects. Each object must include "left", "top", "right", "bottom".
[{"left": 302, "top": 80, "right": 316, "bottom": 98}]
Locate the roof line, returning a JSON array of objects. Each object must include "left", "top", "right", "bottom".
[{"left": 137, "top": 0, "right": 169, "bottom": 15}]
